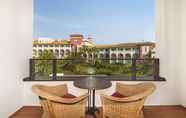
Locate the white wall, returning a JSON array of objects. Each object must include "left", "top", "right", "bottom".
[
  {"left": 180, "top": 0, "right": 186, "bottom": 107},
  {"left": 23, "top": 81, "right": 178, "bottom": 107},
  {"left": 155, "top": 0, "right": 182, "bottom": 106},
  {"left": 156, "top": 0, "right": 186, "bottom": 107},
  {"left": 0, "top": 0, "right": 33, "bottom": 117}
]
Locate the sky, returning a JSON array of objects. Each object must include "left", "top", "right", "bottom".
[{"left": 34, "top": 0, "right": 155, "bottom": 45}]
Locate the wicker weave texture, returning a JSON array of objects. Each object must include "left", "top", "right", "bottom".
[
  {"left": 32, "top": 84, "right": 88, "bottom": 118},
  {"left": 101, "top": 83, "right": 156, "bottom": 118}
]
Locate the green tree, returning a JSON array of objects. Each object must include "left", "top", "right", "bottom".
[
  {"left": 36, "top": 50, "right": 56, "bottom": 59},
  {"left": 35, "top": 50, "right": 56, "bottom": 76},
  {"left": 79, "top": 46, "right": 99, "bottom": 60}
]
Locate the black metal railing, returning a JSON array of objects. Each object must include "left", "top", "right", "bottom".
[{"left": 26, "top": 58, "right": 163, "bottom": 81}]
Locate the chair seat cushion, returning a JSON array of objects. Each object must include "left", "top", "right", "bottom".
[
  {"left": 111, "top": 91, "right": 126, "bottom": 98},
  {"left": 62, "top": 93, "right": 76, "bottom": 98}
]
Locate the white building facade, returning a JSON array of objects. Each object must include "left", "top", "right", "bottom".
[
  {"left": 33, "top": 35, "right": 93, "bottom": 58},
  {"left": 96, "top": 42, "right": 155, "bottom": 60},
  {"left": 33, "top": 35, "right": 155, "bottom": 61}
]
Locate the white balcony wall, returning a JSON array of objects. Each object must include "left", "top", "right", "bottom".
[
  {"left": 23, "top": 81, "right": 176, "bottom": 107},
  {"left": 0, "top": 0, "right": 33, "bottom": 117},
  {"left": 156, "top": 0, "right": 186, "bottom": 107},
  {"left": 180, "top": 0, "right": 186, "bottom": 107}
]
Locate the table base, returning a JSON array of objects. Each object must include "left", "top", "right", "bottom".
[
  {"left": 87, "top": 89, "right": 100, "bottom": 118},
  {"left": 86, "top": 107, "right": 100, "bottom": 118}
]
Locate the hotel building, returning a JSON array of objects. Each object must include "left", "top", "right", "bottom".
[
  {"left": 33, "top": 34, "right": 93, "bottom": 58},
  {"left": 32, "top": 34, "right": 155, "bottom": 61},
  {"left": 96, "top": 42, "right": 155, "bottom": 59}
]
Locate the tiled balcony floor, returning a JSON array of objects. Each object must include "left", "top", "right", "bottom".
[{"left": 10, "top": 106, "right": 186, "bottom": 118}]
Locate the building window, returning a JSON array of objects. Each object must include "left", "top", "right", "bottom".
[
  {"left": 55, "top": 50, "right": 59, "bottom": 57},
  {"left": 111, "top": 48, "right": 116, "bottom": 51},
  {"left": 133, "top": 53, "right": 139, "bottom": 59},
  {"left": 89, "top": 54, "right": 93, "bottom": 59},
  {"left": 118, "top": 53, "right": 124, "bottom": 63},
  {"left": 60, "top": 49, "right": 64, "bottom": 55},
  {"left": 118, "top": 48, "right": 123, "bottom": 51},
  {"left": 38, "top": 49, "right": 42, "bottom": 55},
  {"left": 33, "top": 50, "right": 37, "bottom": 56},
  {"left": 83, "top": 53, "right": 87, "bottom": 58},
  {"left": 125, "top": 48, "right": 131, "bottom": 51},
  {"left": 118, "top": 53, "right": 124, "bottom": 59},
  {"left": 49, "top": 49, "right": 53, "bottom": 54},
  {"left": 105, "top": 49, "right": 109, "bottom": 52},
  {"left": 105, "top": 54, "right": 110, "bottom": 59},
  {"left": 125, "top": 53, "right": 131, "bottom": 59},
  {"left": 100, "top": 49, "right": 104, "bottom": 51},
  {"left": 66, "top": 49, "right": 70, "bottom": 56},
  {"left": 99, "top": 54, "right": 104, "bottom": 59},
  {"left": 111, "top": 53, "right": 117, "bottom": 59}
]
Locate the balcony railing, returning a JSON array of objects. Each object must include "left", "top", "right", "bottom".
[{"left": 25, "top": 58, "right": 165, "bottom": 81}]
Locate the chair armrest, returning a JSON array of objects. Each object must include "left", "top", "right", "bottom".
[
  {"left": 100, "top": 94, "right": 142, "bottom": 103},
  {"left": 55, "top": 93, "right": 89, "bottom": 104},
  {"left": 116, "top": 83, "right": 156, "bottom": 98},
  {"left": 32, "top": 85, "right": 88, "bottom": 104},
  {"left": 32, "top": 84, "right": 68, "bottom": 97},
  {"left": 52, "top": 84, "right": 68, "bottom": 93}
]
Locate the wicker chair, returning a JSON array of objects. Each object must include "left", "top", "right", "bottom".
[
  {"left": 32, "top": 84, "right": 89, "bottom": 118},
  {"left": 101, "top": 83, "right": 156, "bottom": 118}
]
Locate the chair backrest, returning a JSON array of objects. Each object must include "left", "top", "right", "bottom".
[
  {"left": 101, "top": 83, "right": 156, "bottom": 118},
  {"left": 32, "top": 84, "right": 68, "bottom": 102},
  {"left": 32, "top": 84, "right": 88, "bottom": 118},
  {"left": 116, "top": 83, "right": 156, "bottom": 101}
]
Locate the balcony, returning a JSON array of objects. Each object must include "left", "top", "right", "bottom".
[
  {"left": 1, "top": 0, "right": 186, "bottom": 118},
  {"left": 25, "top": 58, "right": 164, "bottom": 81}
]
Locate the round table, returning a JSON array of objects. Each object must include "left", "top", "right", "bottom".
[{"left": 74, "top": 77, "right": 112, "bottom": 117}]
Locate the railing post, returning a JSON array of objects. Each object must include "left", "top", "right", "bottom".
[
  {"left": 153, "top": 59, "right": 160, "bottom": 80},
  {"left": 131, "top": 58, "right": 136, "bottom": 80},
  {"left": 52, "top": 59, "right": 57, "bottom": 80},
  {"left": 29, "top": 59, "right": 34, "bottom": 80}
]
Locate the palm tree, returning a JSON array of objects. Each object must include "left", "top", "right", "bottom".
[{"left": 80, "top": 46, "right": 99, "bottom": 60}]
